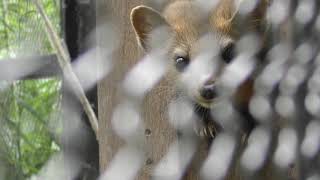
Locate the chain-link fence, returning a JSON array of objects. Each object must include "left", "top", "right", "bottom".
[{"left": 2, "top": 0, "right": 320, "bottom": 180}]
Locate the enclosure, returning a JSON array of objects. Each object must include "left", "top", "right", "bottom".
[{"left": 1, "top": 0, "right": 320, "bottom": 180}]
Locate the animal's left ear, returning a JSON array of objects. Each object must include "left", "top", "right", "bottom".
[
  {"left": 130, "top": 5, "right": 173, "bottom": 51},
  {"left": 251, "top": 0, "right": 269, "bottom": 21}
]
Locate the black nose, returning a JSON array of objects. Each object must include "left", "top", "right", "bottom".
[{"left": 200, "top": 84, "right": 218, "bottom": 100}]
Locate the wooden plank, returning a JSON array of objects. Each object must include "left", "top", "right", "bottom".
[{"left": 97, "top": 0, "right": 145, "bottom": 174}]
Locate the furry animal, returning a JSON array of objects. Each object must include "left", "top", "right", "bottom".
[
  {"left": 129, "top": 2, "right": 303, "bottom": 180},
  {"left": 130, "top": 0, "right": 269, "bottom": 138}
]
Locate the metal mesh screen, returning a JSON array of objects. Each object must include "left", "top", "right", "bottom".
[
  {"left": 0, "top": 0, "right": 60, "bottom": 59},
  {"left": 2, "top": 0, "right": 320, "bottom": 179}
]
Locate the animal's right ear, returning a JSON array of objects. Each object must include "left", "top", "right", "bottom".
[{"left": 130, "top": 5, "right": 172, "bottom": 51}]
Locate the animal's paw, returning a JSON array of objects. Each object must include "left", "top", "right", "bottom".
[{"left": 195, "top": 123, "right": 217, "bottom": 139}]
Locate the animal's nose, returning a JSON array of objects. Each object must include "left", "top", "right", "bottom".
[{"left": 200, "top": 84, "right": 218, "bottom": 100}]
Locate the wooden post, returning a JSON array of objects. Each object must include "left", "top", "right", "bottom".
[{"left": 97, "top": 0, "right": 144, "bottom": 171}]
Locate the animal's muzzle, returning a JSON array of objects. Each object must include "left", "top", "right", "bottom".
[{"left": 200, "top": 83, "right": 218, "bottom": 100}]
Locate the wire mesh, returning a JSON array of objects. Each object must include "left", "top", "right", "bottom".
[{"left": 2, "top": 0, "right": 320, "bottom": 179}]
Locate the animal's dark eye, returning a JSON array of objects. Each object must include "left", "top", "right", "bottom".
[
  {"left": 221, "top": 43, "right": 235, "bottom": 64},
  {"left": 175, "top": 56, "right": 189, "bottom": 71}
]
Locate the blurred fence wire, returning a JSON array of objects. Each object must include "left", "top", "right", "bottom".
[
  {"left": 2, "top": 0, "right": 320, "bottom": 180},
  {"left": 98, "top": 0, "right": 320, "bottom": 179}
]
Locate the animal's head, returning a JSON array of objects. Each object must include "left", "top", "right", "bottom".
[{"left": 130, "top": 0, "right": 269, "bottom": 108}]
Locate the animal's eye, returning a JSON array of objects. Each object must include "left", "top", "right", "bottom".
[
  {"left": 221, "top": 43, "right": 235, "bottom": 64},
  {"left": 175, "top": 56, "right": 189, "bottom": 71}
]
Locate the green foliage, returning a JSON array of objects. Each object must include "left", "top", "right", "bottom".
[
  {"left": 0, "top": 0, "right": 62, "bottom": 179},
  {"left": 0, "top": 0, "right": 60, "bottom": 59},
  {"left": 0, "top": 79, "right": 62, "bottom": 180}
]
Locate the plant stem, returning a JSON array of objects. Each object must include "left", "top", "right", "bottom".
[{"left": 31, "top": 0, "right": 99, "bottom": 138}]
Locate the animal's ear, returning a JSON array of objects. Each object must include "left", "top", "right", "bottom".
[
  {"left": 251, "top": 0, "right": 269, "bottom": 21},
  {"left": 236, "top": 0, "right": 270, "bottom": 33},
  {"left": 130, "top": 5, "right": 172, "bottom": 51}
]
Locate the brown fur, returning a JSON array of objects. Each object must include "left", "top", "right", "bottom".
[
  {"left": 130, "top": 0, "right": 271, "bottom": 179},
  {"left": 131, "top": 0, "right": 268, "bottom": 110},
  {"left": 131, "top": 0, "right": 269, "bottom": 50}
]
